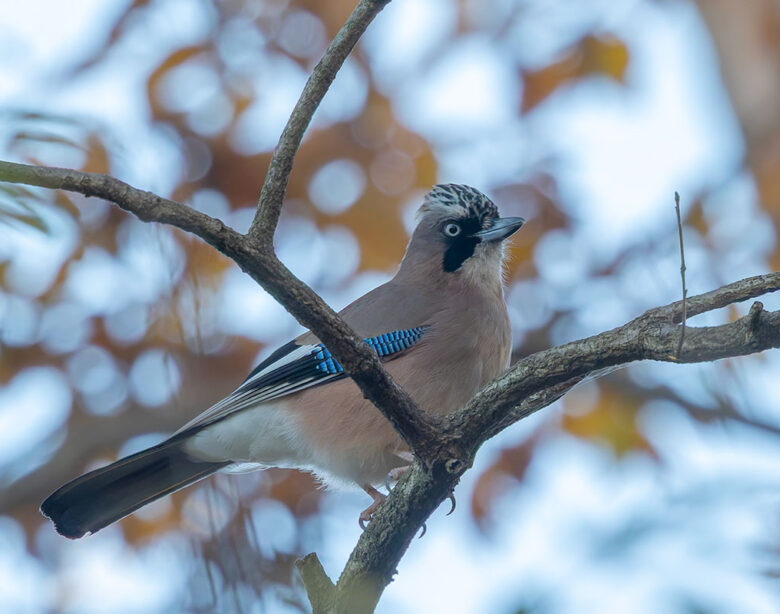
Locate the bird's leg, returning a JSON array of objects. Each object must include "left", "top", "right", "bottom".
[
  {"left": 359, "top": 484, "right": 386, "bottom": 529},
  {"left": 396, "top": 450, "right": 415, "bottom": 464},
  {"left": 384, "top": 450, "right": 415, "bottom": 491},
  {"left": 384, "top": 465, "right": 410, "bottom": 492}
]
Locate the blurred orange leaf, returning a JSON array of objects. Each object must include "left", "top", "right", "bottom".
[
  {"left": 82, "top": 134, "right": 110, "bottom": 174},
  {"left": 580, "top": 34, "right": 630, "bottom": 81},
  {"left": 470, "top": 430, "right": 543, "bottom": 529},
  {"left": 684, "top": 198, "right": 709, "bottom": 238},
  {"left": 53, "top": 191, "right": 80, "bottom": 218},
  {"left": 147, "top": 45, "right": 211, "bottom": 120},
  {"left": 522, "top": 34, "right": 630, "bottom": 113},
  {"left": 562, "top": 384, "right": 658, "bottom": 459}
]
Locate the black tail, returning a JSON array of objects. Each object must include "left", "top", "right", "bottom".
[{"left": 41, "top": 438, "right": 228, "bottom": 539}]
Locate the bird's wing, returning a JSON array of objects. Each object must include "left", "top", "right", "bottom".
[{"left": 176, "top": 326, "right": 428, "bottom": 433}]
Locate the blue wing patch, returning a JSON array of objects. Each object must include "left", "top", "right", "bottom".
[
  {"left": 312, "top": 327, "right": 427, "bottom": 375},
  {"left": 243, "top": 326, "right": 427, "bottom": 390},
  {"left": 177, "top": 327, "right": 428, "bottom": 432}
]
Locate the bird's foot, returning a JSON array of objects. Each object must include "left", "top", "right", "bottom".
[{"left": 359, "top": 484, "right": 387, "bottom": 530}]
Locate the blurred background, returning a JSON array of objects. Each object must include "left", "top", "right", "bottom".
[{"left": 1, "top": 0, "right": 780, "bottom": 612}]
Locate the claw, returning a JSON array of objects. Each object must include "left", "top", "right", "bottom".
[
  {"left": 418, "top": 523, "right": 427, "bottom": 539},
  {"left": 447, "top": 492, "right": 457, "bottom": 516},
  {"left": 359, "top": 484, "right": 387, "bottom": 530}
]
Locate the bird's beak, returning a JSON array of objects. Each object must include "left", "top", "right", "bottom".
[{"left": 472, "top": 216, "right": 525, "bottom": 243}]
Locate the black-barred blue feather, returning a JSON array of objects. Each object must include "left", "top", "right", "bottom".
[
  {"left": 313, "top": 327, "right": 427, "bottom": 374},
  {"left": 176, "top": 327, "right": 428, "bottom": 432}
]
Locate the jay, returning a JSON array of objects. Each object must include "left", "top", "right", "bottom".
[{"left": 41, "top": 184, "right": 524, "bottom": 538}]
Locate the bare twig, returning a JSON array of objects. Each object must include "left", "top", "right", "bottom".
[
  {"left": 675, "top": 191, "right": 688, "bottom": 358},
  {"left": 247, "top": 0, "right": 391, "bottom": 246},
  {"left": 667, "top": 271, "right": 780, "bottom": 322}
]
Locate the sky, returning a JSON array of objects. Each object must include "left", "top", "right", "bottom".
[{"left": 1, "top": 0, "right": 780, "bottom": 613}]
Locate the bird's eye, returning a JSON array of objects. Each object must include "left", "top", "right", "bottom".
[{"left": 443, "top": 223, "right": 461, "bottom": 237}]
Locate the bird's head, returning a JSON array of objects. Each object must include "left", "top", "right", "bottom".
[{"left": 399, "top": 184, "right": 524, "bottom": 286}]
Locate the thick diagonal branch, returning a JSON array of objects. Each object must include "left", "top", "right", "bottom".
[{"left": 0, "top": 0, "right": 439, "bottom": 464}]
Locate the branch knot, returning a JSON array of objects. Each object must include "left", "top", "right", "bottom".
[{"left": 444, "top": 458, "right": 464, "bottom": 474}]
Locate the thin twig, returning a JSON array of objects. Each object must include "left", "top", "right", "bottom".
[
  {"left": 247, "top": 0, "right": 391, "bottom": 245},
  {"left": 675, "top": 191, "right": 688, "bottom": 358}
]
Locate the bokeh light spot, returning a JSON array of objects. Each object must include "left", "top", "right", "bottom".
[
  {"left": 308, "top": 159, "right": 366, "bottom": 214},
  {"left": 370, "top": 149, "right": 415, "bottom": 196},
  {"left": 277, "top": 10, "right": 325, "bottom": 59},
  {"left": 129, "top": 349, "right": 181, "bottom": 407}
]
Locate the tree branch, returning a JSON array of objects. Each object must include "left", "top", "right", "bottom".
[
  {"left": 0, "top": 160, "right": 244, "bottom": 253},
  {"left": 247, "top": 0, "right": 391, "bottom": 245},
  {"left": 667, "top": 271, "right": 780, "bottom": 322},
  {"left": 0, "top": 157, "right": 439, "bottom": 458},
  {"left": 329, "top": 282, "right": 780, "bottom": 614},
  {"left": 0, "top": 156, "right": 436, "bottom": 606},
  {"left": 0, "top": 0, "right": 444, "bottom": 465},
  {"left": 451, "top": 275, "right": 780, "bottom": 448}
]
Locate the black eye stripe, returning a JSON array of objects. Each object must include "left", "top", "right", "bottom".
[
  {"left": 441, "top": 215, "right": 483, "bottom": 272},
  {"left": 443, "top": 237, "right": 478, "bottom": 272}
]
